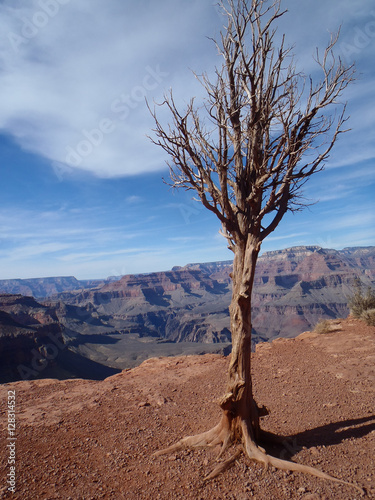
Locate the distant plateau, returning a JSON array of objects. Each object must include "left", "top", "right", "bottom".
[{"left": 0, "top": 245, "right": 374, "bottom": 383}]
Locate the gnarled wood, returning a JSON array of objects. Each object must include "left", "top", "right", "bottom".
[{"left": 149, "top": 0, "right": 357, "bottom": 493}]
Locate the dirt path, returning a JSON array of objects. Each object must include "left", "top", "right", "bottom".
[{"left": 0, "top": 317, "right": 374, "bottom": 499}]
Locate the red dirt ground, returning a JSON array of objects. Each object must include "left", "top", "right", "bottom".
[{"left": 1, "top": 317, "right": 374, "bottom": 499}]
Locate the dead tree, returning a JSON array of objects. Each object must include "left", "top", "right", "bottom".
[{"left": 149, "top": 0, "right": 359, "bottom": 490}]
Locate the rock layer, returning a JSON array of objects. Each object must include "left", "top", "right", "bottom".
[
  {"left": 0, "top": 246, "right": 374, "bottom": 382},
  {"left": 49, "top": 245, "right": 375, "bottom": 343}
]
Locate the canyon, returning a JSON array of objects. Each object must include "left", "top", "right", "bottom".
[{"left": 0, "top": 245, "right": 374, "bottom": 383}]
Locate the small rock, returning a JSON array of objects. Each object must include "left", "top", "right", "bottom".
[
  {"left": 236, "top": 494, "right": 249, "bottom": 500},
  {"left": 155, "top": 396, "right": 167, "bottom": 406},
  {"left": 138, "top": 401, "right": 150, "bottom": 408}
]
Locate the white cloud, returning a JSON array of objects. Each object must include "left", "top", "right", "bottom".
[
  {"left": 1, "top": 2, "right": 373, "bottom": 281},
  {"left": 266, "top": 232, "right": 310, "bottom": 243},
  {"left": 125, "top": 195, "right": 143, "bottom": 205},
  {"left": 0, "top": 206, "right": 142, "bottom": 257},
  {"left": 333, "top": 211, "right": 375, "bottom": 230},
  {"left": 0, "top": 0, "right": 217, "bottom": 177},
  {"left": 58, "top": 247, "right": 152, "bottom": 263},
  {"left": 6, "top": 241, "right": 73, "bottom": 260},
  {"left": 167, "top": 236, "right": 206, "bottom": 243},
  {"left": 0, "top": 0, "right": 373, "bottom": 179}
]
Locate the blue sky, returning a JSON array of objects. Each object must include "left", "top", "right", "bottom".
[{"left": 0, "top": 0, "right": 374, "bottom": 280}]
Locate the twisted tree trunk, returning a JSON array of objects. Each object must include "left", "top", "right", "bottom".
[
  {"left": 153, "top": 236, "right": 364, "bottom": 492},
  {"left": 153, "top": 236, "right": 264, "bottom": 466},
  {"left": 220, "top": 236, "right": 261, "bottom": 444},
  {"left": 150, "top": 2, "right": 358, "bottom": 488}
]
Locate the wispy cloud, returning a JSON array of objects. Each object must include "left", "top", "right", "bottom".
[
  {"left": 332, "top": 212, "right": 375, "bottom": 230},
  {"left": 58, "top": 247, "right": 155, "bottom": 263},
  {"left": 266, "top": 232, "right": 310, "bottom": 243},
  {"left": 125, "top": 195, "right": 143, "bottom": 205},
  {"left": 0, "top": 0, "right": 219, "bottom": 178},
  {"left": 6, "top": 242, "right": 73, "bottom": 260},
  {"left": 304, "top": 163, "right": 375, "bottom": 204},
  {"left": 167, "top": 236, "right": 206, "bottom": 243},
  {"left": 0, "top": 0, "right": 373, "bottom": 179},
  {"left": 0, "top": 1, "right": 373, "bottom": 280}
]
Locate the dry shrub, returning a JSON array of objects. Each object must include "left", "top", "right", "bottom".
[
  {"left": 360, "top": 308, "right": 375, "bottom": 327},
  {"left": 348, "top": 281, "right": 375, "bottom": 325},
  {"left": 314, "top": 320, "right": 332, "bottom": 334}
]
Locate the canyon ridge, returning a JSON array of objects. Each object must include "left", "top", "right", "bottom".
[{"left": 0, "top": 245, "right": 374, "bottom": 383}]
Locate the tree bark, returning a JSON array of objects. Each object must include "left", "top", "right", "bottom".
[
  {"left": 152, "top": 231, "right": 365, "bottom": 493},
  {"left": 149, "top": 2, "right": 359, "bottom": 488},
  {"left": 220, "top": 234, "right": 261, "bottom": 443}
]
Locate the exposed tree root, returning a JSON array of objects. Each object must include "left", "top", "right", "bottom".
[
  {"left": 153, "top": 414, "right": 232, "bottom": 459},
  {"left": 153, "top": 417, "right": 365, "bottom": 495},
  {"left": 203, "top": 448, "right": 242, "bottom": 481},
  {"left": 239, "top": 419, "right": 365, "bottom": 494}
]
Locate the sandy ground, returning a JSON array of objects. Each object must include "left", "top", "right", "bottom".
[{"left": 0, "top": 317, "right": 374, "bottom": 499}]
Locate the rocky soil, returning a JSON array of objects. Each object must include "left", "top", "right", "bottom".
[{"left": 0, "top": 317, "right": 374, "bottom": 499}]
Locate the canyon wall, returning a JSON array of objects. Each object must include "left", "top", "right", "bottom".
[{"left": 0, "top": 246, "right": 374, "bottom": 382}]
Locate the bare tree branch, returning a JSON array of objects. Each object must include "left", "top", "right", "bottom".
[
  {"left": 149, "top": 0, "right": 354, "bottom": 248},
  {"left": 149, "top": 2, "right": 360, "bottom": 490}
]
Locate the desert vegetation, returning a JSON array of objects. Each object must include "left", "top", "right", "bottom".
[
  {"left": 348, "top": 280, "right": 375, "bottom": 326},
  {"left": 313, "top": 319, "right": 342, "bottom": 335}
]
